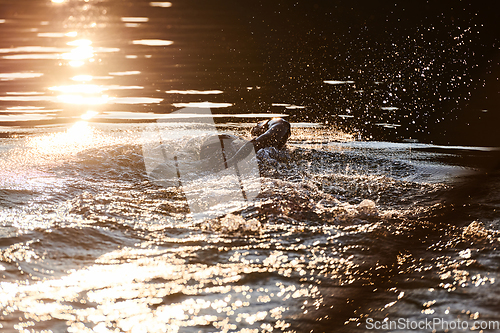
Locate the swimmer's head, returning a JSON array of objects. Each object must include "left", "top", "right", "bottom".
[{"left": 251, "top": 119, "right": 269, "bottom": 137}]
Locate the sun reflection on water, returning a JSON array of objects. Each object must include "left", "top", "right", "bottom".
[
  {"left": 63, "top": 39, "right": 94, "bottom": 67},
  {"left": 49, "top": 84, "right": 103, "bottom": 94},
  {"left": 57, "top": 94, "right": 109, "bottom": 105},
  {"left": 27, "top": 121, "right": 96, "bottom": 158},
  {"left": 0, "top": 245, "right": 300, "bottom": 332},
  {"left": 50, "top": 82, "right": 109, "bottom": 105},
  {"left": 71, "top": 74, "right": 93, "bottom": 82},
  {"left": 81, "top": 110, "right": 99, "bottom": 120}
]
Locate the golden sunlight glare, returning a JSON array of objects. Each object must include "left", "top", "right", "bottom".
[
  {"left": 63, "top": 39, "right": 94, "bottom": 67},
  {"left": 49, "top": 84, "right": 103, "bottom": 94},
  {"left": 68, "top": 61, "right": 85, "bottom": 67},
  {"left": 57, "top": 94, "right": 109, "bottom": 105},
  {"left": 27, "top": 121, "right": 94, "bottom": 157},
  {"left": 81, "top": 110, "right": 99, "bottom": 120},
  {"left": 67, "top": 39, "right": 92, "bottom": 47},
  {"left": 71, "top": 75, "right": 93, "bottom": 82}
]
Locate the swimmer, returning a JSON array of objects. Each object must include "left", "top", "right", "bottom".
[
  {"left": 250, "top": 117, "right": 291, "bottom": 151},
  {"left": 150, "top": 117, "right": 291, "bottom": 180},
  {"left": 201, "top": 117, "right": 291, "bottom": 170}
]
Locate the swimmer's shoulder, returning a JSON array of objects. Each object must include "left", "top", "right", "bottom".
[{"left": 268, "top": 117, "right": 290, "bottom": 127}]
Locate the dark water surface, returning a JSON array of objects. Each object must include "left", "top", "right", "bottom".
[{"left": 0, "top": 0, "right": 499, "bottom": 332}]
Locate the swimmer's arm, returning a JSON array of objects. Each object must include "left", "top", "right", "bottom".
[
  {"left": 205, "top": 119, "right": 290, "bottom": 171},
  {"left": 223, "top": 121, "right": 290, "bottom": 168},
  {"left": 252, "top": 122, "right": 290, "bottom": 151},
  {"left": 223, "top": 141, "right": 255, "bottom": 168}
]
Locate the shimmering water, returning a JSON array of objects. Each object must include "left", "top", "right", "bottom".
[{"left": 0, "top": 1, "right": 499, "bottom": 332}]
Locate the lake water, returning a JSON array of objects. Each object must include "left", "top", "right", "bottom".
[{"left": 0, "top": 0, "right": 499, "bottom": 332}]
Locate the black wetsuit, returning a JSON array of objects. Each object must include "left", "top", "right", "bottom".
[
  {"left": 222, "top": 117, "right": 291, "bottom": 168},
  {"left": 250, "top": 118, "right": 291, "bottom": 151}
]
